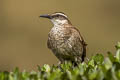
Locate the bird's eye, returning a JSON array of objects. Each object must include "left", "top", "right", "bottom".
[
  {"left": 56, "top": 15, "right": 59, "bottom": 17},
  {"left": 52, "top": 15, "right": 60, "bottom": 18},
  {"left": 57, "top": 15, "right": 60, "bottom": 17}
]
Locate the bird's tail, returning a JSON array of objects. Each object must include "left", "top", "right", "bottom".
[{"left": 81, "top": 43, "right": 87, "bottom": 62}]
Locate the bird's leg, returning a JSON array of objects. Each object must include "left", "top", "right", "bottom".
[
  {"left": 56, "top": 61, "right": 61, "bottom": 69},
  {"left": 57, "top": 59, "right": 64, "bottom": 68},
  {"left": 58, "top": 61, "right": 62, "bottom": 65}
]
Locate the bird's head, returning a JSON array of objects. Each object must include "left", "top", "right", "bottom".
[{"left": 40, "top": 12, "right": 71, "bottom": 26}]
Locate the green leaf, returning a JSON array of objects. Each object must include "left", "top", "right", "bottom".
[
  {"left": 108, "top": 52, "right": 116, "bottom": 62},
  {"left": 115, "top": 42, "right": 120, "bottom": 49},
  {"left": 104, "top": 58, "right": 112, "bottom": 70},
  {"left": 111, "top": 66, "right": 118, "bottom": 80},
  {"left": 41, "top": 64, "right": 51, "bottom": 72},
  {"left": 88, "top": 70, "right": 97, "bottom": 80},
  {"left": 93, "top": 54, "right": 104, "bottom": 65},
  {"left": 88, "top": 59, "right": 95, "bottom": 67},
  {"left": 116, "top": 48, "right": 120, "bottom": 62}
]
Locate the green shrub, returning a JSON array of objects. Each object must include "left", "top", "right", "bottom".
[{"left": 0, "top": 42, "right": 120, "bottom": 80}]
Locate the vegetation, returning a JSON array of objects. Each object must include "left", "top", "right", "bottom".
[{"left": 0, "top": 42, "right": 120, "bottom": 80}]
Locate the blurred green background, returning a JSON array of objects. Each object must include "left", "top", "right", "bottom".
[{"left": 0, "top": 0, "right": 120, "bottom": 71}]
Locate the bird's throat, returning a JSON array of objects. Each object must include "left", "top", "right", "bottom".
[{"left": 51, "top": 19, "right": 69, "bottom": 27}]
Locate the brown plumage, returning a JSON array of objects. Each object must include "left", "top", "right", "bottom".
[{"left": 40, "top": 12, "right": 87, "bottom": 65}]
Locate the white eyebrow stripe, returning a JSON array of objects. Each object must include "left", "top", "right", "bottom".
[{"left": 55, "top": 13, "right": 68, "bottom": 18}]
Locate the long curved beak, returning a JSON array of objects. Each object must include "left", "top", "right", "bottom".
[{"left": 39, "top": 14, "right": 51, "bottom": 19}]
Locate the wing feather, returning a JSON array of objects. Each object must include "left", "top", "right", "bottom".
[{"left": 65, "top": 27, "right": 87, "bottom": 62}]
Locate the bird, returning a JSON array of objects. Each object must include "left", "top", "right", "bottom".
[{"left": 40, "top": 12, "right": 87, "bottom": 65}]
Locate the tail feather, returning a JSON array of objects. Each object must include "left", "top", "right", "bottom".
[{"left": 81, "top": 43, "right": 87, "bottom": 62}]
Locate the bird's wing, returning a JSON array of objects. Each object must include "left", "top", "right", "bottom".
[{"left": 65, "top": 27, "right": 87, "bottom": 62}]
